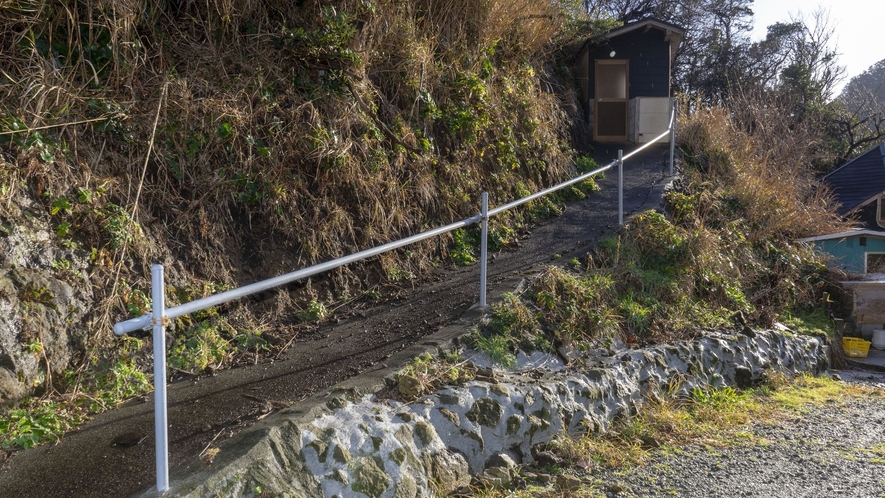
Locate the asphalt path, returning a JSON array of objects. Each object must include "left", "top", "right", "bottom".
[{"left": 0, "top": 143, "right": 674, "bottom": 498}]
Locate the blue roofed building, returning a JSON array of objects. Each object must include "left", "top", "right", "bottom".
[
  {"left": 574, "top": 18, "right": 684, "bottom": 143},
  {"left": 800, "top": 143, "right": 885, "bottom": 275},
  {"left": 800, "top": 144, "right": 885, "bottom": 336}
]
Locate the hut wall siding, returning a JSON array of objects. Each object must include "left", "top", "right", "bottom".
[{"left": 584, "top": 30, "right": 671, "bottom": 100}]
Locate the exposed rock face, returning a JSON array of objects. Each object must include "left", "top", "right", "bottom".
[
  {"left": 0, "top": 196, "right": 92, "bottom": 410},
  {"left": 159, "top": 330, "right": 829, "bottom": 498}
]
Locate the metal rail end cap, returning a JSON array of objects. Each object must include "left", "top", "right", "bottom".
[{"left": 113, "top": 314, "right": 152, "bottom": 335}]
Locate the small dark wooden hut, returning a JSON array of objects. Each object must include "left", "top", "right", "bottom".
[{"left": 575, "top": 18, "right": 684, "bottom": 142}]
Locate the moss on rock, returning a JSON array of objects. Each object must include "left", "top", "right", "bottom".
[
  {"left": 466, "top": 397, "right": 503, "bottom": 428},
  {"left": 351, "top": 457, "right": 389, "bottom": 498}
]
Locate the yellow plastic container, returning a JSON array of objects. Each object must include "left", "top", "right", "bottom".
[{"left": 843, "top": 337, "right": 871, "bottom": 358}]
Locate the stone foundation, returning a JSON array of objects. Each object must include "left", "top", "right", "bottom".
[{"left": 157, "top": 330, "right": 829, "bottom": 497}]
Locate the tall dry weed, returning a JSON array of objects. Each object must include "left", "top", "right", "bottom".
[
  {"left": 0, "top": 0, "right": 585, "bottom": 373},
  {"left": 667, "top": 98, "right": 850, "bottom": 322},
  {"left": 413, "top": 0, "right": 560, "bottom": 60},
  {"left": 679, "top": 101, "right": 849, "bottom": 242}
]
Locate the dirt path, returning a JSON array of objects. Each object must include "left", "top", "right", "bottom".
[{"left": 0, "top": 144, "right": 673, "bottom": 498}]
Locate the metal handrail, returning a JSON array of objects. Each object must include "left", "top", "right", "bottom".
[
  {"left": 115, "top": 101, "right": 677, "bottom": 493},
  {"left": 116, "top": 107, "right": 677, "bottom": 336}
]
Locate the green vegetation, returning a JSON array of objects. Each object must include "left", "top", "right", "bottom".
[
  {"left": 0, "top": 400, "right": 85, "bottom": 449},
  {"left": 90, "top": 355, "right": 153, "bottom": 411},
  {"left": 473, "top": 333, "right": 518, "bottom": 369},
  {"left": 779, "top": 306, "right": 835, "bottom": 337},
  {"left": 0, "top": 337, "right": 149, "bottom": 449},
  {"left": 166, "top": 284, "right": 274, "bottom": 373},
  {"left": 0, "top": 0, "right": 859, "bottom": 457},
  {"left": 298, "top": 299, "right": 329, "bottom": 322},
  {"left": 0, "top": 0, "right": 600, "bottom": 432},
  {"left": 470, "top": 103, "right": 847, "bottom": 367},
  {"left": 396, "top": 350, "right": 476, "bottom": 400},
  {"left": 450, "top": 228, "right": 480, "bottom": 266},
  {"left": 478, "top": 292, "right": 551, "bottom": 359}
]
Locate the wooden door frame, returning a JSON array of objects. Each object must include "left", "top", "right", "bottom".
[{"left": 593, "top": 59, "right": 629, "bottom": 142}]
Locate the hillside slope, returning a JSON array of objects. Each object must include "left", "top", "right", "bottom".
[
  {"left": 0, "top": 0, "right": 596, "bottom": 412},
  {"left": 0, "top": 143, "right": 672, "bottom": 498}
]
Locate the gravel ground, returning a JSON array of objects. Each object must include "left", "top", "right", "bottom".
[{"left": 591, "top": 370, "right": 885, "bottom": 498}]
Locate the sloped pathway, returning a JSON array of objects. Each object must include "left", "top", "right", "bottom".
[{"left": 0, "top": 144, "right": 674, "bottom": 497}]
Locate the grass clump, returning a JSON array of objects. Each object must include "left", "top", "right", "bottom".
[
  {"left": 472, "top": 334, "right": 518, "bottom": 369},
  {"left": 470, "top": 292, "right": 551, "bottom": 368},
  {"left": 450, "top": 228, "right": 480, "bottom": 265},
  {"left": 90, "top": 355, "right": 153, "bottom": 410},
  {"left": 0, "top": 400, "right": 85, "bottom": 450},
  {"left": 167, "top": 320, "right": 234, "bottom": 374},
  {"left": 395, "top": 350, "right": 476, "bottom": 400},
  {"left": 763, "top": 373, "right": 880, "bottom": 411},
  {"left": 533, "top": 267, "right": 618, "bottom": 346},
  {"left": 778, "top": 306, "right": 835, "bottom": 337},
  {"left": 297, "top": 299, "right": 329, "bottom": 322}
]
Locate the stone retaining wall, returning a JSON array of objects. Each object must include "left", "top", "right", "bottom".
[{"left": 157, "top": 330, "right": 829, "bottom": 497}]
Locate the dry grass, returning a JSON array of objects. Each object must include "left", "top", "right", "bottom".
[
  {"left": 679, "top": 100, "right": 850, "bottom": 241},
  {"left": 0, "top": 0, "right": 581, "bottom": 288},
  {"left": 0, "top": 0, "right": 591, "bottom": 409},
  {"left": 477, "top": 98, "right": 852, "bottom": 349}
]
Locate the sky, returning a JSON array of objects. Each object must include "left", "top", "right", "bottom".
[{"left": 749, "top": 0, "right": 885, "bottom": 96}]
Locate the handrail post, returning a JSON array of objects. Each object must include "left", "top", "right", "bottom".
[
  {"left": 669, "top": 99, "right": 677, "bottom": 176},
  {"left": 151, "top": 264, "right": 170, "bottom": 493},
  {"left": 479, "top": 192, "right": 489, "bottom": 308},
  {"left": 618, "top": 149, "right": 624, "bottom": 226}
]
